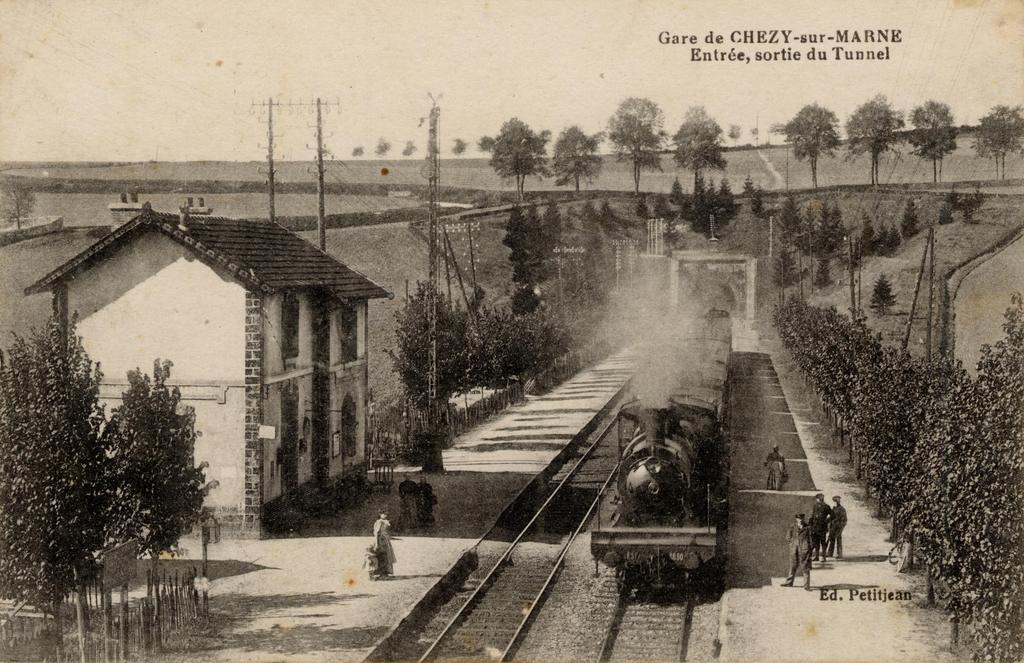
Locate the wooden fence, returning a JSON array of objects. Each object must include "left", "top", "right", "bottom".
[
  {"left": 0, "top": 567, "right": 208, "bottom": 662},
  {"left": 368, "top": 342, "right": 613, "bottom": 465}
]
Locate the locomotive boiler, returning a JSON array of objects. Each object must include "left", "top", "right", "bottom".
[{"left": 591, "top": 309, "right": 731, "bottom": 593}]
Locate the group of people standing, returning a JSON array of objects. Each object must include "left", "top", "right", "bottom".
[
  {"left": 398, "top": 474, "right": 438, "bottom": 530},
  {"left": 783, "top": 493, "right": 848, "bottom": 589}
]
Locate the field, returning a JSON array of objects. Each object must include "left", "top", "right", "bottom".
[
  {"left": 26, "top": 192, "right": 419, "bottom": 227},
  {"left": 4, "top": 138, "right": 1020, "bottom": 195}
]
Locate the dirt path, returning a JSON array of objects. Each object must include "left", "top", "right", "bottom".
[{"left": 756, "top": 149, "right": 785, "bottom": 190}]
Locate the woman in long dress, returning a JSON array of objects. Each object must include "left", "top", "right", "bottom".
[
  {"left": 373, "top": 513, "right": 396, "bottom": 577},
  {"left": 765, "top": 446, "right": 787, "bottom": 491}
]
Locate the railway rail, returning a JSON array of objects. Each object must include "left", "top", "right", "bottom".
[
  {"left": 597, "top": 595, "right": 695, "bottom": 663},
  {"left": 417, "top": 409, "right": 623, "bottom": 662}
]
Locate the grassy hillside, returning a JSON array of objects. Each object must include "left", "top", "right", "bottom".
[{"left": 711, "top": 188, "right": 1024, "bottom": 358}]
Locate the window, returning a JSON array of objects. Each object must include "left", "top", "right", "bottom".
[
  {"left": 281, "top": 292, "right": 300, "bottom": 360},
  {"left": 341, "top": 394, "right": 358, "bottom": 457},
  {"left": 339, "top": 304, "right": 358, "bottom": 363},
  {"left": 331, "top": 431, "right": 341, "bottom": 458}
]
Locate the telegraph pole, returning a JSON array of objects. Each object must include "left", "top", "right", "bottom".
[
  {"left": 926, "top": 229, "right": 935, "bottom": 360},
  {"left": 252, "top": 98, "right": 278, "bottom": 223},
  {"left": 424, "top": 98, "right": 444, "bottom": 472},
  {"left": 315, "top": 98, "right": 326, "bottom": 250}
]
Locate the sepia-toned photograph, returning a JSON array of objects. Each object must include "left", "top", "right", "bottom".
[{"left": 0, "top": 1, "right": 1022, "bottom": 661}]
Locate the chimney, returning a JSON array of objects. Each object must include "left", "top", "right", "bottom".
[
  {"left": 183, "top": 195, "right": 213, "bottom": 218},
  {"left": 108, "top": 192, "right": 144, "bottom": 227}
]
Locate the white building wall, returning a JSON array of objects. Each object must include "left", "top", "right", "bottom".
[{"left": 68, "top": 230, "right": 248, "bottom": 512}]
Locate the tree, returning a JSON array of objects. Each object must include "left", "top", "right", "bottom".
[
  {"left": 503, "top": 205, "right": 550, "bottom": 311},
  {"left": 782, "top": 104, "right": 841, "bottom": 189},
  {"left": 938, "top": 202, "right": 954, "bottom": 225},
  {"left": 908, "top": 101, "right": 958, "bottom": 182},
  {"left": 489, "top": 118, "right": 551, "bottom": 201},
  {"left": 652, "top": 194, "right": 672, "bottom": 220},
  {"left": 845, "top": 95, "right": 905, "bottom": 185},
  {"left": 670, "top": 177, "right": 686, "bottom": 208},
  {"left": 551, "top": 126, "right": 603, "bottom": 192},
  {"left": 973, "top": 105, "right": 1024, "bottom": 180},
  {"left": 877, "top": 225, "right": 901, "bottom": 256},
  {"left": 744, "top": 175, "right": 767, "bottom": 219},
  {"left": 949, "top": 186, "right": 984, "bottom": 224},
  {"left": 0, "top": 318, "right": 111, "bottom": 654},
  {"left": 579, "top": 200, "right": 599, "bottom": 228},
  {"left": 635, "top": 197, "right": 650, "bottom": 219},
  {"left": 814, "top": 201, "right": 845, "bottom": 257},
  {"left": 0, "top": 180, "right": 36, "bottom": 230},
  {"left": 814, "top": 256, "right": 832, "bottom": 287},
  {"left": 860, "top": 215, "right": 878, "bottom": 255},
  {"left": 452, "top": 138, "right": 468, "bottom": 156},
  {"left": 105, "top": 361, "right": 205, "bottom": 559},
  {"left": 389, "top": 284, "right": 471, "bottom": 409},
  {"left": 351, "top": 146, "right": 364, "bottom": 158},
  {"left": 607, "top": 97, "right": 666, "bottom": 195},
  {"left": 870, "top": 273, "right": 896, "bottom": 315},
  {"left": 598, "top": 200, "right": 621, "bottom": 234},
  {"left": 478, "top": 135, "right": 496, "bottom": 153},
  {"left": 672, "top": 106, "right": 727, "bottom": 190},
  {"left": 728, "top": 124, "right": 742, "bottom": 145},
  {"left": 900, "top": 199, "right": 920, "bottom": 237},
  {"left": 777, "top": 194, "right": 802, "bottom": 248},
  {"left": 375, "top": 138, "right": 392, "bottom": 157},
  {"left": 402, "top": 140, "right": 417, "bottom": 157},
  {"left": 774, "top": 248, "right": 798, "bottom": 290}
]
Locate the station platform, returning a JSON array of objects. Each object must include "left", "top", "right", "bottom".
[
  {"left": 168, "top": 350, "right": 635, "bottom": 662},
  {"left": 718, "top": 337, "right": 953, "bottom": 662}
]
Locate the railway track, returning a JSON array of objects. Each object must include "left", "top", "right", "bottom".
[
  {"left": 598, "top": 595, "right": 694, "bottom": 663},
  {"left": 417, "top": 411, "right": 623, "bottom": 662}
]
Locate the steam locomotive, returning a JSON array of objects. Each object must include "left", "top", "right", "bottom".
[{"left": 591, "top": 309, "right": 731, "bottom": 593}]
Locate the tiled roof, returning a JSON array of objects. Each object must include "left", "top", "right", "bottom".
[{"left": 25, "top": 208, "right": 391, "bottom": 301}]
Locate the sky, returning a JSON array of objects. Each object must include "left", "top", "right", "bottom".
[{"left": 0, "top": 0, "right": 1021, "bottom": 162}]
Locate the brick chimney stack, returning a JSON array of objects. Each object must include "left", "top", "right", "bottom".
[
  {"left": 108, "top": 192, "right": 144, "bottom": 227},
  {"left": 183, "top": 196, "right": 213, "bottom": 218}
]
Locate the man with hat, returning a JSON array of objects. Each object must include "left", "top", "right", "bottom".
[
  {"left": 782, "top": 513, "right": 812, "bottom": 589},
  {"left": 809, "top": 493, "right": 832, "bottom": 562},
  {"left": 826, "top": 496, "right": 847, "bottom": 559}
]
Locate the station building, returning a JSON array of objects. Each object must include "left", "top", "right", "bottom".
[{"left": 26, "top": 202, "right": 391, "bottom": 536}]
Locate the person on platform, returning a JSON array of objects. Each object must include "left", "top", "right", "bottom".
[
  {"left": 782, "top": 513, "right": 812, "bottom": 590},
  {"left": 826, "top": 495, "right": 847, "bottom": 559},
  {"left": 764, "top": 445, "right": 787, "bottom": 491},
  {"left": 372, "top": 512, "right": 396, "bottom": 578},
  {"left": 417, "top": 477, "right": 437, "bottom": 527},
  {"left": 398, "top": 474, "right": 419, "bottom": 530},
  {"left": 809, "top": 493, "right": 833, "bottom": 562},
  {"left": 363, "top": 545, "right": 380, "bottom": 580}
]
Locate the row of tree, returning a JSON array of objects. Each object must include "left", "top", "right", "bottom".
[
  {"left": 0, "top": 320, "right": 205, "bottom": 633},
  {"left": 347, "top": 99, "right": 1023, "bottom": 195},
  {"left": 773, "top": 298, "right": 1024, "bottom": 662}
]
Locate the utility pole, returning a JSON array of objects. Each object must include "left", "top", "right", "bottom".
[
  {"left": 315, "top": 98, "right": 326, "bottom": 250},
  {"left": 902, "top": 228, "right": 932, "bottom": 350},
  {"left": 847, "top": 233, "right": 857, "bottom": 318},
  {"left": 252, "top": 98, "right": 278, "bottom": 223},
  {"left": 926, "top": 229, "right": 935, "bottom": 360},
  {"left": 768, "top": 214, "right": 774, "bottom": 258},
  {"left": 424, "top": 97, "right": 444, "bottom": 472}
]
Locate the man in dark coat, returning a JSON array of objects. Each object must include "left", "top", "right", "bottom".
[
  {"left": 826, "top": 495, "right": 847, "bottom": 559},
  {"left": 417, "top": 476, "right": 437, "bottom": 527},
  {"left": 809, "top": 493, "right": 832, "bottom": 562},
  {"left": 398, "top": 475, "right": 419, "bottom": 531},
  {"left": 782, "top": 513, "right": 812, "bottom": 590}
]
